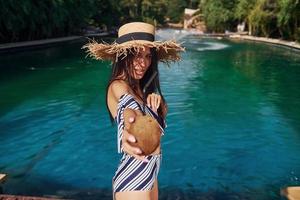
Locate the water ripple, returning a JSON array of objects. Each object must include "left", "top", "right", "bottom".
[{"left": 197, "top": 42, "right": 230, "bottom": 51}]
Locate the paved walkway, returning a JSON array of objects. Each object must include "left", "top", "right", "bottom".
[
  {"left": 0, "top": 194, "right": 66, "bottom": 200},
  {"left": 0, "top": 36, "right": 83, "bottom": 51},
  {"left": 0, "top": 32, "right": 112, "bottom": 52},
  {"left": 229, "top": 34, "right": 300, "bottom": 50}
]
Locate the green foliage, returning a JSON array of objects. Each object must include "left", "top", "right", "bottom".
[
  {"left": 200, "top": 0, "right": 238, "bottom": 32},
  {"left": 0, "top": 0, "right": 191, "bottom": 43},
  {"left": 91, "top": 0, "right": 121, "bottom": 28},
  {"left": 188, "top": 0, "right": 200, "bottom": 8},
  {"left": 166, "top": 0, "right": 187, "bottom": 23},
  {"left": 248, "top": 0, "right": 277, "bottom": 37},
  {"left": 277, "top": 0, "right": 300, "bottom": 39},
  {"left": 235, "top": 0, "right": 257, "bottom": 21},
  {"left": 142, "top": 0, "right": 168, "bottom": 25},
  {"left": 199, "top": 0, "right": 299, "bottom": 41},
  {"left": 119, "top": 0, "right": 143, "bottom": 22},
  {"left": 119, "top": 0, "right": 168, "bottom": 25},
  {"left": 296, "top": 27, "right": 300, "bottom": 42},
  {"left": 0, "top": 0, "right": 299, "bottom": 43},
  {"left": 0, "top": 0, "right": 96, "bottom": 43}
]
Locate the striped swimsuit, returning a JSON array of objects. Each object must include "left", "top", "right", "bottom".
[{"left": 113, "top": 93, "right": 165, "bottom": 193}]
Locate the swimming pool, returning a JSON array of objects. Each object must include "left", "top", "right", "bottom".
[{"left": 0, "top": 34, "right": 300, "bottom": 199}]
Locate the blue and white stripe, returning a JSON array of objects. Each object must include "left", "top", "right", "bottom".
[
  {"left": 113, "top": 93, "right": 164, "bottom": 193},
  {"left": 116, "top": 93, "right": 165, "bottom": 154}
]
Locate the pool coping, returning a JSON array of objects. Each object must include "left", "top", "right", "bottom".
[
  {"left": 0, "top": 33, "right": 111, "bottom": 53},
  {"left": 0, "top": 36, "right": 83, "bottom": 52},
  {"left": 0, "top": 194, "right": 67, "bottom": 200},
  {"left": 228, "top": 34, "right": 300, "bottom": 51}
]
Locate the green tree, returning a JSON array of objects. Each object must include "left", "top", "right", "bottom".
[
  {"left": 235, "top": 0, "right": 257, "bottom": 33},
  {"left": 117, "top": 0, "right": 168, "bottom": 25},
  {"left": 119, "top": 0, "right": 143, "bottom": 22},
  {"left": 0, "top": 0, "right": 96, "bottom": 43},
  {"left": 248, "top": 0, "right": 278, "bottom": 37},
  {"left": 277, "top": 0, "right": 300, "bottom": 41},
  {"left": 2, "top": 0, "right": 298, "bottom": 43},
  {"left": 200, "top": 0, "right": 238, "bottom": 32},
  {"left": 90, "top": 0, "right": 122, "bottom": 29},
  {"left": 166, "top": 0, "right": 187, "bottom": 23},
  {"left": 187, "top": 0, "right": 200, "bottom": 8},
  {"left": 142, "top": 0, "right": 168, "bottom": 25}
]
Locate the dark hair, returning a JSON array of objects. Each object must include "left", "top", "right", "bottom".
[{"left": 105, "top": 48, "right": 167, "bottom": 125}]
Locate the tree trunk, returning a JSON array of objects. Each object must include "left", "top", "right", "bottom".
[{"left": 249, "top": 23, "right": 252, "bottom": 35}]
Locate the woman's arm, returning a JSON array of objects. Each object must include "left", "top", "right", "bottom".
[{"left": 109, "top": 80, "right": 149, "bottom": 162}]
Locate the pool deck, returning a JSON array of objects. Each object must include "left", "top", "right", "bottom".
[
  {"left": 229, "top": 34, "right": 300, "bottom": 50},
  {"left": 0, "top": 195, "right": 67, "bottom": 200},
  {"left": 0, "top": 36, "right": 82, "bottom": 52},
  {"left": 0, "top": 174, "right": 68, "bottom": 199},
  {"left": 0, "top": 33, "right": 110, "bottom": 53}
]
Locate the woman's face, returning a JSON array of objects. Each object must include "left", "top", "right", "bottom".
[{"left": 132, "top": 47, "right": 152, "bottom": 80}]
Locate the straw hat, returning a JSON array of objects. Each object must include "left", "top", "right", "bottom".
[{"left": 83, "top": 22, "right": 184, "bottom": 62}]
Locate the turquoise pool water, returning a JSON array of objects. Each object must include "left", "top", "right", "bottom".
[{"left": 0, "top": 35, "right": 300, "bottom": 199}]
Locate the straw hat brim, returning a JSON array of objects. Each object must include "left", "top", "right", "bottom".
[{"left": 83, "top": 39, "right": 184, "bottom": 63}]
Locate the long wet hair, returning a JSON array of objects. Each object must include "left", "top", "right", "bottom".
[{"left": 105, "top": 48, "right": 167, "bottom": 126}]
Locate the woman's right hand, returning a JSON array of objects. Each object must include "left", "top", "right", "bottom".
[{"left": 122, "top": 116, "right": 149, "bottom": 163}]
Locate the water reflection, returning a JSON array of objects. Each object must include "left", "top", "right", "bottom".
[
  {"left": 1, "top": 33, "right": 300, "bottom": 199},
  {"left": 160, "top": 34, "right": 300, "bottom": 199}
]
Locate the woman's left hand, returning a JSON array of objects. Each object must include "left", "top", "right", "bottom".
[{"left": 147, "top": 93, "right": 161, "bottom": 113}]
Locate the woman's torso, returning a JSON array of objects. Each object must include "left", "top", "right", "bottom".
[{"left": 107, "top": 80, "right": 164, "bottom": 155}]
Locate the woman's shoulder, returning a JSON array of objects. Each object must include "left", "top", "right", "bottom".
[{"left": 109, "top": 79, "right": 130, "bottom": 100}]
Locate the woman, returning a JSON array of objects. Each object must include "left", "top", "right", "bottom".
[{"left": 84, "top": 22, "right": 183, "bottom": 200}]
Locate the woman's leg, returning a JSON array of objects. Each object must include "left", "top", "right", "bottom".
[
  {"left": 115, "top": 190, "right": 152, "bottom": 200},
  {"left": 150, "top": 179, "right": 158, "bottom": 200}
]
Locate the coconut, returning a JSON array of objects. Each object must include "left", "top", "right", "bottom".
[{"left": 123, "top": 108, "right": 161, "bottom": 155}]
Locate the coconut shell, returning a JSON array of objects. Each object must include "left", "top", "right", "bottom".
[{"left": 124, "top": 108, "right": 161, "bottom": 155}]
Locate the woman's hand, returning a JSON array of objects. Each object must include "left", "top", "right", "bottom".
[
  {"left": 122, "top": 116, "right": 149, "bottom": 163},
  {"left": 147, "top": 93, "right": 161, "bottom": 113}
]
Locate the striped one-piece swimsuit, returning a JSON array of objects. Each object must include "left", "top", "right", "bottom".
[{"left": 113, "top": 93, "right": 165, "bottom": 193}]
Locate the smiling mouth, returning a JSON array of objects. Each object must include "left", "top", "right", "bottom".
[{"left": 136, "top": 71, "right": 145, "bottom": 76}]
